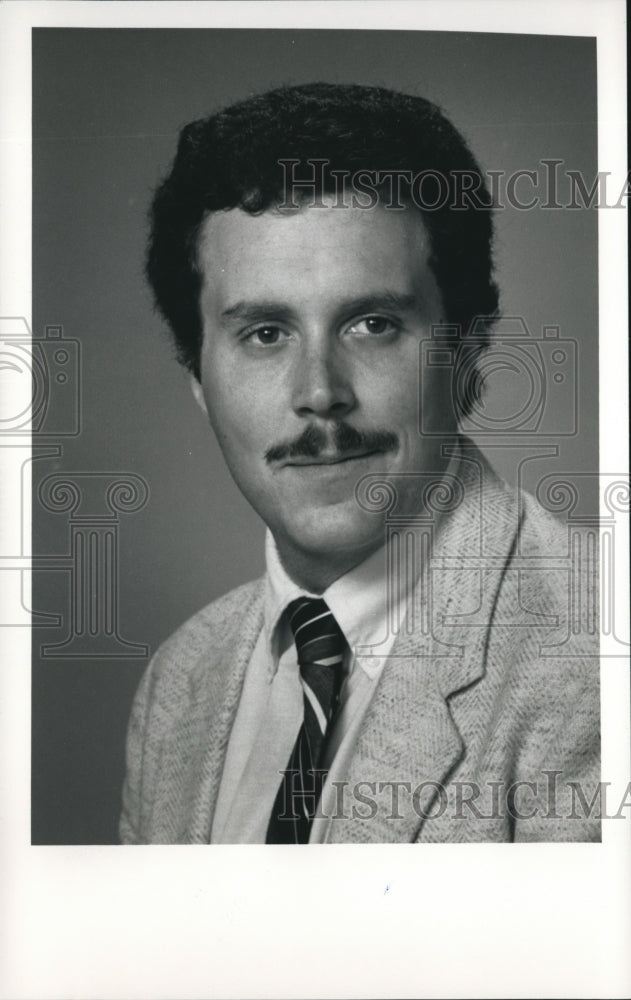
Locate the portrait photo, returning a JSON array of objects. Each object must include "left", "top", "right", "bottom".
[
  {"left": 30, "top": 23, "right": 606, "bottom": 845},
  {"left": 1, "top": 2, "right": 629, "bottom": 998}
]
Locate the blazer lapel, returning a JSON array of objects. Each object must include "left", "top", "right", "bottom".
[{"left": 328, "top": 442, "right": 520, "bottom": 843}]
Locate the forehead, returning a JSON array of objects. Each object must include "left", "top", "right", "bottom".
[{"left": 197, "top": 202, "right": 439, "bottom": 314}]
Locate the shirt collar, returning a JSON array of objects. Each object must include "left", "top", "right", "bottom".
[{"left": 264, "top": 531, "right": 406, "bottom": 682}]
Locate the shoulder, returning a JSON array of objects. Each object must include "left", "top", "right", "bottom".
[
  {"left": 489, "top": 483, "right": 598, "bottom": 679},
  {"left": 158, "top": 577, "right": 264, "bottom": 662},
  {"left": 518, "top": 486, "right": 585, "bottom": 553},
  {"left": 139, "top": 577, "right": 265, "bottom": 709},
  {"left": 514, "top": 486, "right": 598, "bottom": 612}
]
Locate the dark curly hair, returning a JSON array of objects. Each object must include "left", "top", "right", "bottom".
[{"left": 147, "top": 82, "right": 499, "bottom": 416}]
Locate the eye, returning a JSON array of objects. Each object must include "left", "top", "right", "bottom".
[
  {"left": 244, "top": 325, "right": 288, "bottom": 347},
  {"left": 347, "top": 315, "right": 399, "bottom": 337}
]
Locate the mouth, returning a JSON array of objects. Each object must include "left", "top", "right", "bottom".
[{"left": 283, "top": 450, "right": 381, "bottom": 468}]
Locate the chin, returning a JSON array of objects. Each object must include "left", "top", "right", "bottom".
[{"left": 283, "top": 505, "right": 387, "bottom": 562}]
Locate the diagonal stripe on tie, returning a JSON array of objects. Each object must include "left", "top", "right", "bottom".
[
  {"left": 266, "top": 596, "right": 347, "bottom": 844},
  {"left": 313, "top": 654, "right": 344, "bottom": 667},
  {"left": 292, "top": 610, "right": 332, "bottom": 638},
  {"left": 301, "top": 681, "right": 328, "bottom": 734}
]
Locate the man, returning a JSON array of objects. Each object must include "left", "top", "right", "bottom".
[{"left": 120, "top": 83, "right": 599, "bottom": 844}]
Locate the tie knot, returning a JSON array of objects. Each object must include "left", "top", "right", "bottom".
[{"left": 287, "top": 597, "right": 346, "bottom": 669}]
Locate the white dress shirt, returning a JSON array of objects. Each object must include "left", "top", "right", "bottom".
[{"left": 210, "top": 520, "right": 432, "bottom": 843}]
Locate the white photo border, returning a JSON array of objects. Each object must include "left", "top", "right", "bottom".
[{"left": 0, "top": 2, "right": 628, "bottom": 998}]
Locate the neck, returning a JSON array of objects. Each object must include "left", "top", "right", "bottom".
[{"left": 274, "top": 536, "right": 383, "bottom": 594}]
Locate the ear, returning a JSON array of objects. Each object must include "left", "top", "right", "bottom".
[{"left": 190, "top": 374, "right": 208, "bottom": 416}]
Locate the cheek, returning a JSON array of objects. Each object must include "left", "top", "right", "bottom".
[
  {"left": 203, "top": 377, "right": 273, "bottom": 463},
  {"left": 363, "top": 362, "right": 452, "bottom": 445},
  {"left": 362, "top": 363, "right": 420, "bottom": 428}
]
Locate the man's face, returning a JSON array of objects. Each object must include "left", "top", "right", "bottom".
[{"left": 194, "top": 200, "right": 455, "bottom": 589}]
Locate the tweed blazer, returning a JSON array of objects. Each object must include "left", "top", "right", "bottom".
[{"left": 120, "top": 443, "right": 600, "bottom": 843}]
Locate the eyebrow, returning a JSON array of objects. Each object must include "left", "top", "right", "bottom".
[
  {"left": 219, "top": 300, "right": 294, "bottom": 324},
  {"left": 219, "top": 291, "right": 420, "bottom": 324}
]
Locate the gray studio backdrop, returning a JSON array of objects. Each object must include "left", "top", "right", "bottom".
[{"left": 31, "top": 28, "right": 598, "bottom": 843}]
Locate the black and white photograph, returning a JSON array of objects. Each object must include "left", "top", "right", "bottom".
[{"left": 0, "top": 1, "right": 629, "bottom": 997}]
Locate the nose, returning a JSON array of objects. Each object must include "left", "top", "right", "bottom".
[{"left": 291, "top": 334, "right": 357, "bottom": 420}]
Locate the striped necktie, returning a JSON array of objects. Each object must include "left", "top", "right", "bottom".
[{"left": 266, "top": 597, "right": 346, "bottom": 844}]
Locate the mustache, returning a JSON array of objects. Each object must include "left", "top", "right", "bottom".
[{"left": 265, "top": 422, "right": 399, "bottom": 464}]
